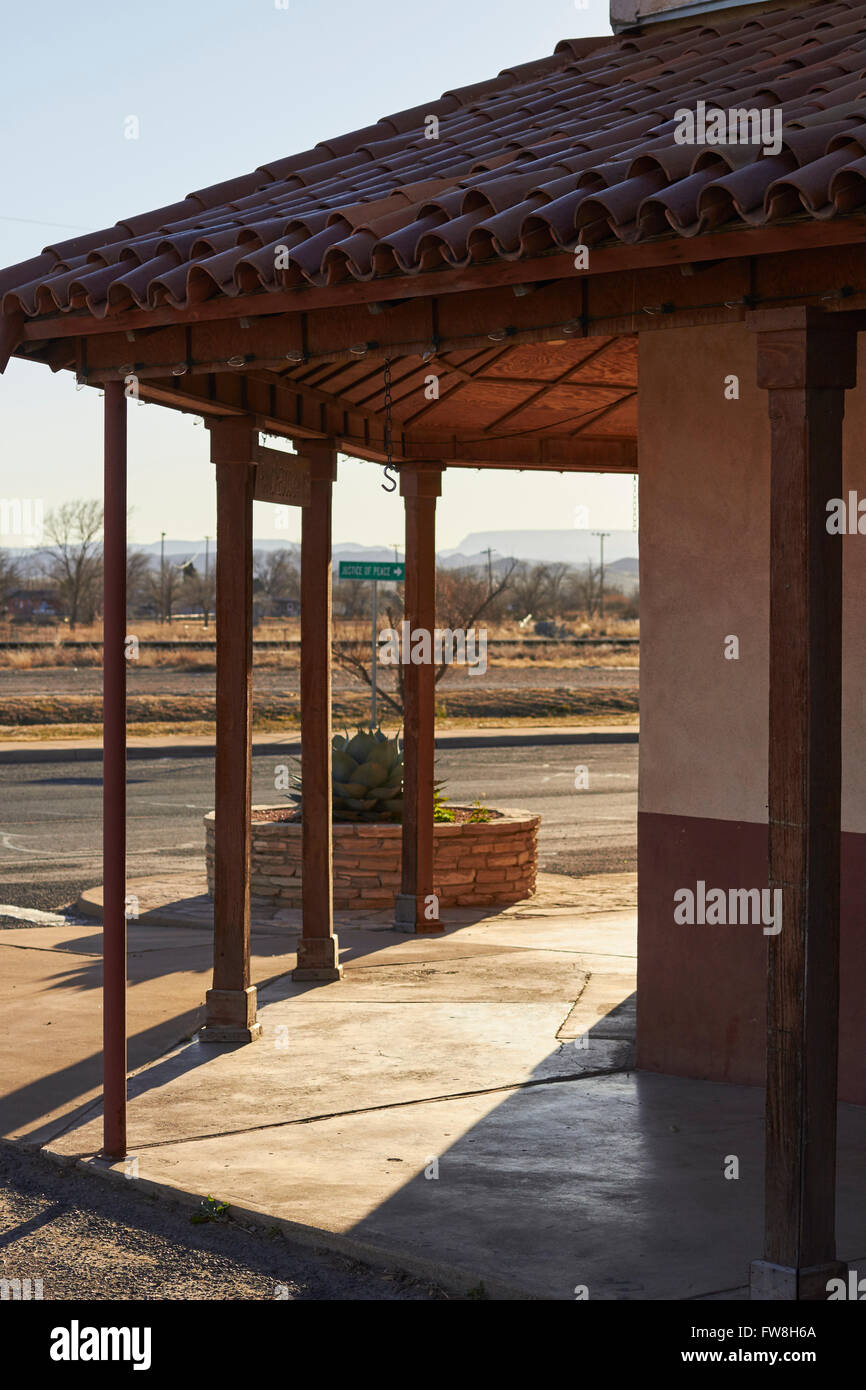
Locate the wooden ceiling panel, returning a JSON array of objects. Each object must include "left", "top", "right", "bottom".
[
  {"left": 575, "top": 336, "right": 638, "bottom": 385},
  {"left": 575, "top": 395, "right": 637, "bottom": 435},
  {"left": 274, "top": 334, "right": 640, "bottom": 447},
  {"left": 521, "top": 383, "right": 628, "bottom": 413},
  {"left": 412, "top": 391, "right": 531, "bottom": 431},
  {"left": 479, "top": 337, "right": 622, "bottom": 381}
]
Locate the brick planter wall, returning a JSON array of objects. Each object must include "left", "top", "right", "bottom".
[{"left": 204, "top": 806, "right": 539, "bottom": 913}]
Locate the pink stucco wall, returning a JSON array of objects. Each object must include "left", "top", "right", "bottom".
[{"left": 637, "top": 322, "right": 866, "bottom": 1103}]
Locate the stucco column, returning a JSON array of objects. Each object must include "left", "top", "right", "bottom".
[{"left": 748, "top": 306, "right": 857, "bottom": 1300}]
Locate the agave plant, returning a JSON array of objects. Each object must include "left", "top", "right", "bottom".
[{"left": 288, "top": 726, "right": 403, "bottom": 822}]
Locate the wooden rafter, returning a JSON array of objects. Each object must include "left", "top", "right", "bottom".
[
  {"left": 400, "top": 346, "right": 515, "bottom": 428},
  {"left": 351, "top": 356, "right": 424, "bottom": 410},
  {"left": 480, "top": 338, "right": 616, "bottom": 433},
  {"left": 567, "top": 390, "right": 637, "bottom": 436}
]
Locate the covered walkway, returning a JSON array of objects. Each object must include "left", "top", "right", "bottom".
[{"left": 4, "top": 0, "right": 866, "bottom": 1297}]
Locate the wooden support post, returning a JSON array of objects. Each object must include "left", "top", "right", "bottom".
[
  {"left": 202, "top": 420, "right": 261, "bottom": 1041},
  {"left": 748, "top": 307, "right": 857, "bottom": 1300},
  {"left": 395, "top": 463, "right": 444, "bottom": 934},
  {"left": 294, "top": 442, "right": 342, "bottom": 980},
  {"left": 102, "top": 379, "right": 127, "bottom": 1157}
]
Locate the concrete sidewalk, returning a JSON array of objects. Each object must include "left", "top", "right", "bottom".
[
  {"left": 0, "top": 916, "right": 302, "bottom": 1147},
  {"left": 0, "top": 869, "right": 631, "bottom": 1143},
  {"left": 9, "top": 868, "right": 864, "bottom": 1301},
  {"left": 0, "top": 723, "right": 639, "bottom": 764}
]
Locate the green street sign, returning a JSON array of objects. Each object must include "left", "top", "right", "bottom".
[{"left": 338, "top": 561, "right": 404, "bottom": 581}]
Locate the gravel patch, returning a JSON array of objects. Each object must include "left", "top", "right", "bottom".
[{"left": 0, "top": 1145, "right": 448, "bottom": 1301}]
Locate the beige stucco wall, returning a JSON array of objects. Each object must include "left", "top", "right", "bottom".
[
  {"left": 611, "top": 0, "right": 695, "bottom": 21},
  {"left": 611, "top": 0, "right": 775, "bottom": 28},
  {"left": 638, "top": 321, "right": 866, "bottom": 832}
]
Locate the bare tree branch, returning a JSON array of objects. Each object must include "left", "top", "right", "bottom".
[{"left": 41, "top": 499, "right": 104, "bottom": 629}]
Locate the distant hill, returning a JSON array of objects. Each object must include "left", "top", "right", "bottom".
[
  {"left": 444, "top": 529, "right": 638, "bottom": 566},
  {"left": 602, "top": 556, "right": 639, "bottom": 595},
  {"left": 7, "top": 532, "right": 638, "bottom": 580}
]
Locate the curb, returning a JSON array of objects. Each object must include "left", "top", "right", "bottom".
[
  {"left": 0, "top": 727, "right": 638, "bottom": 765},
  {"left": 2, "top": 1136, "right": 538, "bottom": 1301},
  {"left": 438, "top": 728, "right": 637, "bottom": 749}
]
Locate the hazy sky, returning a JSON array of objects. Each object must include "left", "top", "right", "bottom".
[{"left": 0, "top": 0, "right": 633, "bottom": 551}]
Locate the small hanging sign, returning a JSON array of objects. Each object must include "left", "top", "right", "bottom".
[{"left": 253, "top": 448, "right": 310, "bottom": 507}]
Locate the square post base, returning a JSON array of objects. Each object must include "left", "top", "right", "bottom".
[
  {"left": 200, "top": 986, "right": 262, "bottom": 1043},
  {"left": 293, "top": 935, "right": 343, "bottom": 981},
  {"left": 394, "top": 892, "right": 445, "bottom": 935},
  {"left": 750, "top": 1260, "right": 847, "bottom": 1301}
]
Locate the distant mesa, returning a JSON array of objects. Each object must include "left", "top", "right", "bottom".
[
  {"left": 445, "top": 529, "right": 638, "bottom": 567},
  {"left": 6, "top": 531, "right": 638, "bottom": 578}
]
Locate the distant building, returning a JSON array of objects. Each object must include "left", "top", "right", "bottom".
[
  {"left": 271, "top": 598, "right": 300, "bottom": 618},
  {"left": 5, "top": 588, "right": 61, "bottom": 622}
]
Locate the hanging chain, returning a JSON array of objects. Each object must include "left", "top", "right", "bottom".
[
  {"left": 632, "top": 471, "right": 638, "bottom": 533},
  {"left": 380, "top": 358, "right": 398, "bottom": 493},
  {"left": 383, "top": 358, "right": 393, "bottom": 468}
]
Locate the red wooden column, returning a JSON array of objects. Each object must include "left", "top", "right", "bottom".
[
  {"left": 294, "top": 441, "right": 342, "bottom": 980},
  {"left": 748, "top": 306, "right": 857, "bottom": 1300},
  {"left": 202, "top": 420, "right": 261, "bottom": 1041},
  {"left": 102, "top": 379, "right": 128, "bottom": 1157},
  {"left": 395, "top": 463, "right": 444, "bottom": 935}
]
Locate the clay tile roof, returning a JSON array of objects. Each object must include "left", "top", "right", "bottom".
[{"left": 4, "top": 0, "right": 866, "bottom": 327}]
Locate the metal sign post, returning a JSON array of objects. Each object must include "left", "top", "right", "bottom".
[
  {"left": 371, "top": 578, "right": 378, "bottom": 727},
  {"left": 338, "top": 561, "right": 404, "bottom": 728}
]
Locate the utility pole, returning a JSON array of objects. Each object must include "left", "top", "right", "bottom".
[
  {"left": 160, "top": 531, "right": 167, "bottom": 626},
  {"left": 592, "top": 531, "right": 610, "bottom": 620},
  {"left": 203, "top": 536, "right": 211, "bottom": 630},
  {"left": 484, "top": 546, "right": 495, "bottom": 597},
  {"left": 371, "top": 578, "right": 378, "bottom": 728}
]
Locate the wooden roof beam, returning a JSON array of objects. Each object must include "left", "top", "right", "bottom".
[
  {"left": 131, "top": 370, "right": 636, "bottom": 470},
  {"left": 16, "top": 216, "right": 866, "bottom": 346},
  {"left": 402, "top": 434, "right": 637, "bottom": 469}
]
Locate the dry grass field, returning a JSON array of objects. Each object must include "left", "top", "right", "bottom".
[
  {"left": 0, "top": 616, "right": 639, "bottom": 671},
  {"left": 0, "top": 615, "right": 639, "bottom": 735}
]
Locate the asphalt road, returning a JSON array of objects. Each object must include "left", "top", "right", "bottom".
[{"left": 0, "top": 743, "right": 637, "bottom": 915}]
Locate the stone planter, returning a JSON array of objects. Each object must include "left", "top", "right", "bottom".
[{"left": 204, "top": 806, "right": 539, "bottom": 913}]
